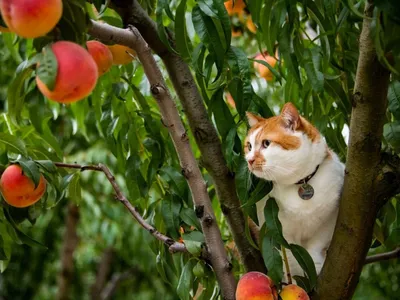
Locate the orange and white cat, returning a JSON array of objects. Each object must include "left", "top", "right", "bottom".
[{"left": 245, "top": 102, "right": 345, "bottom": 277}]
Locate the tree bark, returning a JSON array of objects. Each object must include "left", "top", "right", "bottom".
[
  {"left": 109, "top": 0, "right": 266, "bottom": 274},
  {"left": 90, "top": 247, "right": 115, "bottom": 300},
  {"left": 56, "top": 204, "right": 80, "bottom": 300},
  {"left": 315, "top": 2, "right": 392, "bottom": 299},
  {"left": 88, "top": 21, "right": 237, "bottom": 299}
]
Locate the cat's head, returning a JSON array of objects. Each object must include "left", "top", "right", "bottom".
[{"left": 244, "top": 102, "right": 327, "bottom": 184}]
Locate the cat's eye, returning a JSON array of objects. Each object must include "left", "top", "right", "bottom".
[
  {"left": 261, "top": 139, "right": 270, "bottom": 148},
  {"left": 247, "top": 142, "right": 252, "bottom": 151}
]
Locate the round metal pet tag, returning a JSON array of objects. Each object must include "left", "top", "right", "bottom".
[{"left": 298, "top": 183, "right": 314, "bottom": 200}]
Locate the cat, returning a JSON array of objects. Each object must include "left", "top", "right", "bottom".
[{"left": 244, "top": 102, "right": 345, "bottom": 278}]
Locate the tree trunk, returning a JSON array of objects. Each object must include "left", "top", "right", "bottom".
[
  {"left": 315, "top": 2, "right": 391, "bottom": 299},
  {"left": 90, "top": 247, "right": 115, "bottom": 300},
  {"left": 56, "top": 203, "right": 80, "bottom": 300}
]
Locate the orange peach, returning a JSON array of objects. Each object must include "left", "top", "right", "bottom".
[
  {"left": 0, "top": 0, "right": 62, "bottom": 38},
  {"left": 0, "top": 164, "right": 46, "bottom": 208},
  {"left": 87, "top": 40, "right": 113, "bottom": 76},
  {"left": 36, "top": 41, "right": 98, "bottom": 104},
  {"left": 254, "top": 52, "right": 277, "bottom": 81},
  {"left": 224, "top": 0, "right": 246, "bottom": 16},
  {"left": 247, "top": 16, "right": 257, "bottom": 33},
  {"left": 107, "top": 44, "right": 136, "bottom": 65},
  {"left": 236, "top": 272, "right": 277, "bottom": 300},
  {"left": 225, "top": 93, "right": 236, "bottom": 108},
  {"left": 280, "top": 284, "right": 309, "bottom": 300}
]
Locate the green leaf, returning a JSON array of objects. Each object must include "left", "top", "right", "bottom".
[
  {"left": 14, "top": 158, "right": 41, "bottom": 188},
  {"left": 176, "top": 260, "right": 195, "bottom": 300},
  {"left": 264, "top": 198, "right": 290, "bottom": 247},
  {"left": 192, "top": 5, "right": 226, "bottom": 75},
  {"left": 290, "top": 244, "right": 318, "bottom": 289},
  {"left": 193, "top": 260, "right": 205, "bottom": 278},
  {"left": 0, "top": 133, "right": 28, "bottom": 157},
  {"left": 384, "top": 121, "right": 400, "bottom": 151},
  {"left": 35, "top": 160, "right": 57, "bottom": 173},
  {"left": 4, "top": 208, "right": 47, "bottom": 249},
  {"left": 37, "top": 45, "right": 58, "bottom": 91},
  {"left": 161, "top": 195, "right": 182, "bottom": 239},
  {"left": 293, "top": 275, "right": 312, "bottom": 293},
  {"left": 68, "top": 172, "right": 81, "bottom": 204},
  {"left": 261, "top": 235, "right": 283, "bottom": 284},
  {"left": 180, "top": 207, "right": 201, "bottom": 231},
  {"left": 175, "top": 0, "right": 193, "bottom": 62},
  {"left": 209, "top": 87, "right": 235, "bottom": 139},
  {"left": 303, "top": 47, "right": 324, "bottom": 93},
  {"left": 388, "top": 81, "right": 400, "bottom": 120}
]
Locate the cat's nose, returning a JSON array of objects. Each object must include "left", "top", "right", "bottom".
[{"left": 248, "top": 159, "right": 255, "bottom": 166}]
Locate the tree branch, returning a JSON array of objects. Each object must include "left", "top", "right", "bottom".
[
  {"left": 108, "top": 0, "right": 266, "bottom": 273},
  {"left": 91, "top": 247, "right": 115, "bottom": 300},
  {"left": 54, "top": 162, "right": 186, "bottom": 254},
  {"left": 316, "top": 2, "right": 392, "bottom": 299},
  {"left": 364, "top": 247, "right": 400, "bottom": 265},
  {"left": 87, "top": 21, "right": 237, "bottom": 299}
]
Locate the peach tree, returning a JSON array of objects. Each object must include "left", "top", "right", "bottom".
[{"left": 0, "top": 0, "right": 399, "bottom": 299}]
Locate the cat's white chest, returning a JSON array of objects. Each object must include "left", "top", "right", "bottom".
[{"left": 256, "top": 159, "right": 344, "bottom": 246}]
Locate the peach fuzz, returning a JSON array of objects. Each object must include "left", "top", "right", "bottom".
[
  {"left": 236, "top": 272, "right": 277, "bottom": 300},
  {"left": 0, "top": 0, "right": 62, "bottom": 38},
  {"left": 87, "top": 40, "right": 113, "bottom": 76},
  {"left": 0, "top": 165, "right": 46, "bottom": 208},
  {"left": 36, "top": 41, "right": 98, "bottom": 104},
  {"left": 280, "top": 284, "right": 310, "bottom": 300},
  {"left": 107, "top": 44, "right": 136, "bottom": 65},
  {"left": 254, "top": 52, "right": 277, "bottom": 81}
]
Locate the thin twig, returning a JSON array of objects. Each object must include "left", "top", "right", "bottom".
[
  {"left": 281, "top": 247, "right": 292, "bottom": 284},
  {"left": 364, "top": 247, "right": 400, "bottom": 265},
  {"left": 54, "top": 162, "right": 186, "bottom": 253}
]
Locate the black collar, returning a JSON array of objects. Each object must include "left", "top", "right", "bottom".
[{"left": 295, "top": 165, "right": 320, "bottom": 185}]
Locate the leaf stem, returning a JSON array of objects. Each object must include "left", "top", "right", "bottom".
[{"left": 282, "top": 246, "right": 292, "bottom": 284}]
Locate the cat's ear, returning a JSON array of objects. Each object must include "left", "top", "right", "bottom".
[
  {"left": 246, "top": 112, "right": 264, "bottom": 127},
  {"left": 281, "top": 102, "right": 300, "bottom": 130}
]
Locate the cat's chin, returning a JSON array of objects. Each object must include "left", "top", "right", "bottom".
[{"left": 249, "top": 169, "right": 271, "bottom": 181}]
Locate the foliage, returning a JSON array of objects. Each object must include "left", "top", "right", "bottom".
[{"left": 0, "top": 0, "right": 399, "bottom": 299}]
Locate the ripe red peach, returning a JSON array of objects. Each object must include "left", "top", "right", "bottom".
[
  {"left": 87, "top": 40, "right": 113, "bottom": 76},
  {"left": 280, "top": 284, "right": 310, "bottom": 300},
  {"left": 236, "top": 272, "right": 277, "bottom": 300},
  {"left": 0, "top": 0, "right": 62, "bottom": 38},
  {"left": 107, "top": 44, "right": 136, "bottom": 65},
  {"left": 36, "top": 41, "right": 98, "bottom": 103},
  {"left": 0, "top": 164, "right": 46, "bottom": 208},
  {"left": 254, "top": 52, "right": 278, "bottom": 81}
]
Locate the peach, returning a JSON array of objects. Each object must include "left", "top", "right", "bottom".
[
  {"left": 225, "top": 93, "right": 236, "bottom": 108},
  {"left": 224, "top": 0, "right": 246, "bottom": 16},
  {"left": 0, "top": 164, "right": 46, "bottom": 208},
  {"left": 0, "top": 0, "right": 62, "bottom": 38},
  {"left": 36, "top": 41, "right": 98, "bottom": 103},
  {"left": 247, "top": 16, "right": 257, "bottom": 33},
  {"left": 280, "top": 284, "right": 310, "bottom": 300},
  {"left": 254, "top": 52, "right": 277, "bottom": 81},
  {"left": 107, "top": 44, "right": 136, "bottom": 65},
  {"left": 236, "top": 272, "right": 277, "bottom": 300},
  {"left": 87, "top": 40, "right": 113, "bottom": 76}
]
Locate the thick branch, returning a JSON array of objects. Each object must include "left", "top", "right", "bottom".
[
  {"left": 56, "top": 203, "right": 80, "bottom": 300},
  {"left": 364, "top": 247, "right": 400, "bottom": 265},
  {"left": 54, "top": 162, "right": 186, "bottom": 254},
  {"left": 87, "top": 22, "right": 237, "bottom": 298},
  {"left": 109, "top": 0, "right": 266, "bottom": 274},
  {"left": 316, "top": 2, "right": 391, "bottom": 299}
]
